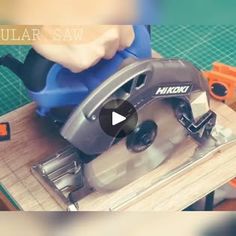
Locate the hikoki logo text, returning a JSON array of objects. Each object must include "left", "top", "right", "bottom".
[{"left": 155, "top": 85, "right": 192, "bottom": 96}]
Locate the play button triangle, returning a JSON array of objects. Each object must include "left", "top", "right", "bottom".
[{"left": 112, "top": 111, "right": 126, "bottom": 126}]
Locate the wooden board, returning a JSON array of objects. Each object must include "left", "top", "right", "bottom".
[
  {"left": 0, "top": 100, "right": 236, "bottom": 211},
  {"left": 0, "top": 104, "right": 67, "bottom": 211}
]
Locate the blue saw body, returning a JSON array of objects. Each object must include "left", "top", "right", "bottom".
[
  {"left": 31, "top": 26, "right": 151, "bottom": 116},
  {"left": 0, "top": 26, "right": 152, "bottom": 117}
]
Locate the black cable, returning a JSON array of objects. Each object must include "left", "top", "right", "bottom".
[
  {"left": 204, "top": 191, "right": 215, "bottom": 211},
  {"left": 146, "top": 25, "right": 151, "bottom": 38},
  {"left": 0, "top": 54, "right": 23, "bottom": 78},
  {"left": 0, "top": 56, "right": 4, "bottom": 65}
]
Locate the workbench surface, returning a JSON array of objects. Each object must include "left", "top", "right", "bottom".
[{"left": 0, "top": 100, "right": 236, "bottom": 211}]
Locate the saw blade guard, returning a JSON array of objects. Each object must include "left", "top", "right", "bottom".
[{"left": 61, "top": 58, "right": 214, "bottom": 191}]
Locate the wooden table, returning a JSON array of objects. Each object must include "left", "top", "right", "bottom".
[{"left": 0, "top": 100, "right": 236, "bottom": 211}]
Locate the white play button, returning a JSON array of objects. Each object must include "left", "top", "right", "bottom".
[
  {"left": 99, "top": 99, "right": 138, "bottom": 138},
  {"left": 112, "top": 111, "right": 126, "bottom": 126}
]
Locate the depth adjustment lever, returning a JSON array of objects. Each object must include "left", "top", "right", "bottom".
[{"left": 176, "top": 102, "right": 217, "bottom": 142}]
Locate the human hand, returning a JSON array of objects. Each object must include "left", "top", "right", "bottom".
[{"left": 32, "top": 25, "right": 135, "bottom": 73}]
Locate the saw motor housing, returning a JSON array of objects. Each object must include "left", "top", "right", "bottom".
[{"left": 0, "top": 25, "right": 151, "bottom": 121}]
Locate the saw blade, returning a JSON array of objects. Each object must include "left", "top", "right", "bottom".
[{"left": 84, "top": 99, "right": 188, "bottom": 191}]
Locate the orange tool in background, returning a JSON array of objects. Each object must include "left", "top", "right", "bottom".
[
  {"left": 230, "top": 178, "right": 236, "bottom": 188},
  {"left": 203, "top": 62, "right": 236, "bottom": 102},
  {"left": 0, "top": 122, "right": 10, "bottom": 141},
  {"left": 204, "top": 63, "right": 236, "bottom": 198}
]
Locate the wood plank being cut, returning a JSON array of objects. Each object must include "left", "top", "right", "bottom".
[{"left": 0, "top": 100, "right": 236, "bottom": 211}]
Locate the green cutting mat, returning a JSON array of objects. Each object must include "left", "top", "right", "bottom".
[
  {"left": 0, "top": 46, "right": 31, "bottom": 115},
  {"left": 152, "top": 25, "right": 236, "bottom": 69},
  {"left": 0, "top": 26, "right": 236, "bottom": 116}
]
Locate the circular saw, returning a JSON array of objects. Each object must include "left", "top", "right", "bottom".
[
  {"left": 61, "top": 58, "right": 216, "bottom": 192},
  {"left": 2, "top": 25, "right": 234, "bottom": 210}
]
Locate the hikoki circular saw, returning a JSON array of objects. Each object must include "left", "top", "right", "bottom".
[
  {"left": 32, "top": 56, "right": 236, "bottom": 210},
  {"left": 1, "top": 26, "right": 235, "bottom": 210},
  {"left": 61, "top": 58, "right": 217, "bottom": 192}
]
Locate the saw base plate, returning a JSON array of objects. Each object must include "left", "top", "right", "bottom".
[
  {"left": 32, "top": 146, "right": 93, "bottom": 210},
  {"left": 31, "top": 125, "right": 236, "bottom": 211}
]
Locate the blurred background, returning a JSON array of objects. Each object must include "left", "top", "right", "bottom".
[{"left": 0, "top": 212, "right": 235, "bottom": 236}]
